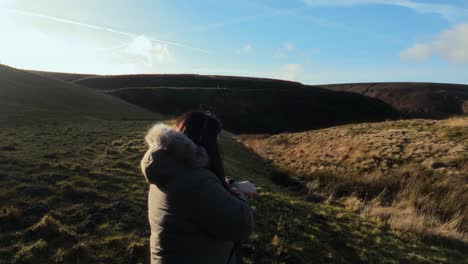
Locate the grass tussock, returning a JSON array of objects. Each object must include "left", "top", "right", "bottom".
[{"left": 270, "top": 157, "right": 468, "bottom": 246}]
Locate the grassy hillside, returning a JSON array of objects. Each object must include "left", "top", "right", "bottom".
[
  {"left": 239, "top": 117, "right": 468, "bottom": 245},
  {"left": 1, "top": 117, "right": 467, "bottom": 263},
  {"left": 69, "top": 73, "right": 402, "bottom": 133},
  {"left": 25, "top": 70, "right": 468, "bottom": 121},
  {"left": 103, "top": 87, "right": 401, "bottom": 133},
  {"left": 73, "top": 74, "right": 305, "bottom": 91},
  {"left": 74, "top": 74, "right": 468, "bottom": 120},
  {"left": 27, "top": 70, "right": 93, "bottom": 82},
  {"left": 0, "top": 65, "right": 155, "bottom": 121},
  {"left": 321, "top": 82, "right": 468, "bottom": 118}
]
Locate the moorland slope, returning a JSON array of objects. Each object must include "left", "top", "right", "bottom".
[
  {"left": 0, "top": 65, "right": 155, "bottom": 121},
  {"left": 322, "top": 82, "right": 468, "bottom": 118},
  {"left": 30, "top": 70, "right": 468, "bottom": 123},
  {"left": 29, "top": 70, "right": 93, "bottom": 82},
  {"left": 73, "top": 74, "right": 305, "bottom": 91},
  {"left": 71, "top": 74, "right": 401, "bottom": 133},
  {"left": 239, "top": 118, "right": 468, "bottom": 245}
]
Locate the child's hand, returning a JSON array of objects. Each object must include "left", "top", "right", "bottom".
[{"left": 233, "top": 181, "right": 257, "bottom": 199}]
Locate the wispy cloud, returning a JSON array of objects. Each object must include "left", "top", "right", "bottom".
[
  {"left": 302, "top": 0, "right": 464, "bottom": 20},
  {"left": 4, "top": 8, "right": 209, "bottom": 53},
  {"left": 274, "top": 42, "right": 295, "bottom": 59},
  {"left": 400, "top": 23, "right": 468, "bottom": 64},
  {"left": 237, "top": 43, "right": 254, "bottom": 54},
  {"left": 193, "top": 2, "right": 403, "bottom": 45},
  {"left": 191, "top": 3, "right": 302, "bottom": 32}
]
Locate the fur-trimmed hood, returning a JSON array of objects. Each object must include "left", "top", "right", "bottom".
[
  {"left": 141, "top": 123, "right": 210, "bottom": 185},
  {"left": 144, "top": 123, "right": 210, "bottom": 167}
]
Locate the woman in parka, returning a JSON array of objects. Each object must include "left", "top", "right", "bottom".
[{"left": 141, "top": 111, "right": 256, "bottom": 264}]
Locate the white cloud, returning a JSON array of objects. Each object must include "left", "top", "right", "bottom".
[
  {"left": 153, "top": 43, "right": 173, "bottom": 62},
  {"left": 433, "top": 24, "right": 468, "bottom": 63},
  {"left": 274, "top": 42, "right": 295, "bottom": 59},
  {"left": 275, "top": 64, "right": 303, "bottom": 81},
  {"left": 125, "top": 35, "right": 174, "bottom": 65},
  {"left": 237, "top": 44, "right": 253, "bottom": 54},
  {"left": 400, "top": 43, "right": 432, "bottom": 61},
  {"left": 284, "top": 42, "right": 294, "bottom": 51},
  {"left": 302, "top": 0, "right": 463, "bottom": 20},
  {"left": 125, "top": 35, "right": 153, "bottom": 64},
  {"left": 400, "top": 23, "right": 468, "bottom": 64}
]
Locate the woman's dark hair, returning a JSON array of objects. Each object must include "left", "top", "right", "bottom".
[
  {"left": 174, "top": 111, "right": 223, "bottom": 176},
  {"left": 174, "top": 111, "right": 239, "bottom": 195},
  {"left": 174, "top": 112, "right": 225, "bottom": 177}
]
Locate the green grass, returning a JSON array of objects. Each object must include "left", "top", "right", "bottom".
[
  {"left": 0, "top": 65, "right": 155, "bottom": 120},
  {"left": 1, "top": 116, "right": 466, "bottom": 263},
  {"left": 0, "top": 118, "right": 152, "bottom": 263}
]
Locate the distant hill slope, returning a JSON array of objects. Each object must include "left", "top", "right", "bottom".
[
  {"left": 321, "top": 82, "right": 468, "bottom": 118},
  {"left": 0, "top": 65, "right": 156, "bottom": 121},
  {"left": 28, "top": 70, "right": 94, "bottom": 82},
  {"left": 36, "top": 70, "right": 468, "bottom": 120},
  {"left": 73, "top": 74, "right": 305, "bottom": 91},
  {"left": 70, "top": 74, "right": 401, "bottom": 133},
  {"left": 105, "top": 87, "right": 401, "bottom": 133}
]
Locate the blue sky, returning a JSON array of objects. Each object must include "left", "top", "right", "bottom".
[{"left": 0, "top": 0, "right": 467, "bottom": 84}]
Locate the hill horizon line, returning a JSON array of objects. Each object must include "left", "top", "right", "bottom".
[{"left": 16, "top": 65, "right": 468, "bottom": 87}]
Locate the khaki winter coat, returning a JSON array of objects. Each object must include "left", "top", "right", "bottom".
[{"left": 141, "top": 123, "right": 254, "bottom": 264}]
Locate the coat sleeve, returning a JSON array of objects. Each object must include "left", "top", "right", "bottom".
[
  {"left": 141, "top": 148, "right": 154, "bottom": 183},
  {"left": 186, "top": 170, "right": 254, "bottom": 242}
]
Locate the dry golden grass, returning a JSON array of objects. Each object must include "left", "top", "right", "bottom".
[
  {"left": 366, "top": 204, "right": 467, "bottom": 244},
  {"left": 442, "top": 117, "right": 468, "bottom": 127},
  {"left": 238, "top": 117, "right": 468, "bottom": 245},
  {"left": 306, "top": 164, "right": 467, "bottom": 244},
  {"left": 239, "top": 118, "right": 467, "bottom": 176}
]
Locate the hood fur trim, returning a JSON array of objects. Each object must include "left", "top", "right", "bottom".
[{"left": 144, "top": 123, "right": 210, "bottom": 167}]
